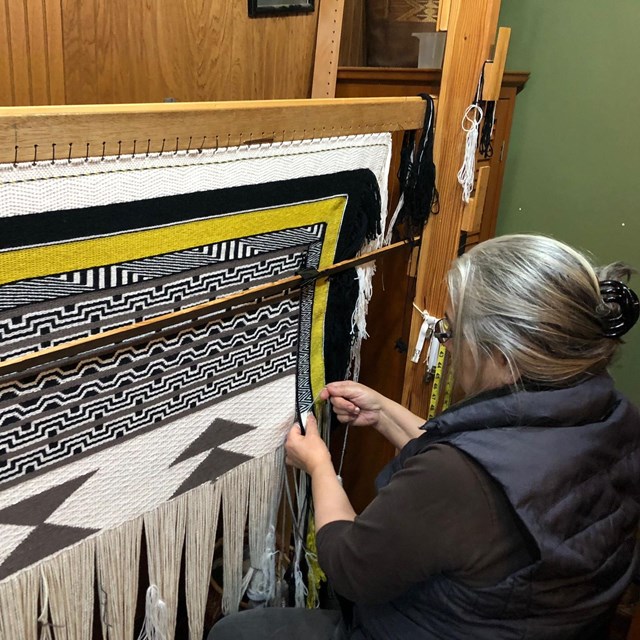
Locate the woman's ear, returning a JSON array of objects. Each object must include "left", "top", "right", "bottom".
[{"left": 482, "top": 349, "right": 516, "bottom": 390}]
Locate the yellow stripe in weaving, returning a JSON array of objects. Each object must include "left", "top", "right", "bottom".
[{"left": 0, "top": 197, "right": 346, "bottom": 285}]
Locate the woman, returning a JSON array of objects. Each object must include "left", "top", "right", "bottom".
[{"left": 210, "top": 235, "right": 640, "bottom": 639}]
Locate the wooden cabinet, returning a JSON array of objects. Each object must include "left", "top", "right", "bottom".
[{"left": 333, "top": 66, "right": 528, "bottom": 512}]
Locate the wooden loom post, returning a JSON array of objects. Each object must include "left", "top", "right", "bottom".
[
  {"left": 311, "top": 0, "right": 345, "bottom": 98},
  {"left": 401, "top": 0, "right": 505, "bottom": 414}
]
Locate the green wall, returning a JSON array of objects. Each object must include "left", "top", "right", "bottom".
[{"left": 497, "top": 0, "right": 640, "bottom": 403}]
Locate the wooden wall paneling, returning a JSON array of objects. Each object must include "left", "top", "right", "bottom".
[
  {"left": 93, "top": 0, "right": 120, "bottom": 103},
  {"left": 0, "top": 0, "right": 65, "bottom": 106},
  {"left": 44, "top": 0, "right": 65, "bottom": 104},
  {"left": 339, "top": 0, "right": 366, "bottom": 67},
  {"left": 61, "top": 0, "right": 98, "bottom": 104},
  {"left": 5, "top": 1, "right": 31, "bottom": 105},
  {"left": 0, "top": 2, "right": 13, "bottom": 104},
  {"left": 25, "top": 0, "right": 49, "bottom": 105},
  {"left": 60, "top": 0, "right": 320, "bottom": 105}
]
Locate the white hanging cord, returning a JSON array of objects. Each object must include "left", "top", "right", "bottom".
[
  {"left": 38, "top": 571, "right": 55, "bottom": 640},
  {"left": 456, "top": 103, "right": 484, "bottom": 203},
  {"left": 410, "top": 302, "right": 438, "bottom": 363},
  {"left": 384, "top": 191, "right": 406, "bottom": 247},
  {"left": 136, "top": 585, "right": 168, "bottom": 640}
]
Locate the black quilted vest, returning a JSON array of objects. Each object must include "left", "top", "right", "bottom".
[{"left": 351, "top": 375, "right": 640, "bottom": 640}]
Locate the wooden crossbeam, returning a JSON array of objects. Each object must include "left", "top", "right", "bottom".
[{"left": 0, "top": 97, "right": 428, "bottom": 163}]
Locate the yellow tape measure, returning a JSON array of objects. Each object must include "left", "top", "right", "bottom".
[
  {"left": 428, "top": 344, "right": 448, "bottom": 419},
  {"left": 441, "top": 363, "right": 455, "bottom": 412}
]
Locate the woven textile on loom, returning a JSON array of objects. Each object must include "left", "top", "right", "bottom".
[{"left": 0, "top": 133, "right": 392, "bottom": 640}]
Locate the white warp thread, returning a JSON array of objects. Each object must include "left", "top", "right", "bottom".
[
  {"left": 41, "top": 536, "right": 95, "bottom": 640},
  {"left": 246, "top": 449, "right": 285, "bottom": 605},
  {"left": 221, "top": 465, "right": 250, "bottom": 615},
  {"left": 185, "top": 482, "right": 222, "bottom": 640},
  {"left": 96, "top": 517, "right": 143, "bottom": 640},
  {"left": 142, "top": 498, "right": 187, "bottom": 639},
  {"left": 456, "top": 104, "right": 484, "bottom": 203},
  {"left": 347, "top": 263, "right": 375, "bottom": 382},
  {"left": 38, "top": 571, "right": 53, "bottom": 640},
  {"left": 0, "top": 567, "right": 38, "bottom": 640},
  {"left": 293, "top": 471, "right": 309, "bottom": 609}
]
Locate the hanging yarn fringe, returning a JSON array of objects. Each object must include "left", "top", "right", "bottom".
[
  {"left": 0, "top": 450, "right": 292, "bottom": 640},
  {"left": 41, "top": 536, "right": 95, "bottom": 640},
  {"left": 386, "top": 93, "right": 439, "bottom": 244},
  {"left": 246, "top": 448, "right": 285, "bottom": 606},
  {"left": 456, "top": 103, "right": 484, "bottom": 203},
  {"left": 347, "top": 262, "right": 375, "bottom": 382},
  {"left": 0, "top": 566, "right": 38, "bottom": 640},
  {"left": 220, "top": 465, "right": 251, "bottom": 615},
  {"left": 283, "top": 462, "right": 312, "bottom": 610},
  {"left": 185, "top": 482, "right": 222, "bottom": 640},
  {"left": 345, "top": 150, "right": 391, "bottom": 383},
  {"left": 96, "top": 517, "right": 143, "bottom": 640},
  {"left": 478, "top": 99, "right": 496, "bottom": 159},
  {"left": 142, "top": 496, "right": 187, "bottom": 639}
]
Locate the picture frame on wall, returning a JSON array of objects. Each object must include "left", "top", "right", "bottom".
[{"left": 248, "top": 0, "right": 314, "bottom": 17}]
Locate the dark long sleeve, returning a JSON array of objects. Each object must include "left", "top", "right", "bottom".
[{"left": 316, "top": 443, "right": 533, "bottom": 605}]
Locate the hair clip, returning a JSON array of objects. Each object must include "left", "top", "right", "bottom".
[{"left": 598, "top": 280, "right": 639, "bottom": 338}]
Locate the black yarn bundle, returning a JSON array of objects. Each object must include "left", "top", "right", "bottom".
[
  {"left": 478, "top": 99, "right": 496, "bottom": 159},
  {"left": 394, "top": 93, "right": 439, "bottom": 240}
]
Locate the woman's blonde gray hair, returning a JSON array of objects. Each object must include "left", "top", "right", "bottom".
[{"left": 447, "top": 234, "right": 634, "bottom": 393}]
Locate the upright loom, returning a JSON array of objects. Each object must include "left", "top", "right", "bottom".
[
  {"left": 0, "top": 0, "right": 511, "bottom": 636},
  {"left": 0, "top": 97, "right": 426, "bottom": 640}
]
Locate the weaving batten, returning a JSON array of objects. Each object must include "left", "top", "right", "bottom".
[
  {"left": 41, "top": 537, "right": 95, "bottom": 640},
  {"left": 0, "top": 566, "right": 38, "bottom": 640},
  {"left": 0, "top": 238, "right": 406, "bottom": 379},
  {"left": 185, "top": 483, "right": 222, "bottom": 640},
  {"left": 96, "top": 517, "right": 143, "bottom": 640},
  {"left": 220, "top": 466, "right": 250, "bottom": 615},
  {"left": 141, "top": 499, "right": 187, "bottom": 640}
]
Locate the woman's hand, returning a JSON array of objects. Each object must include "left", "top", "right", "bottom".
[
  {"left": 285, "top": 414, "right": 332, "bottom": 475},
  {"left": 320, "top": 380, "right": 383, "bottom": 429},
  {"left": 322, "top": 380, "right": 427, "bottom": 450}
]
